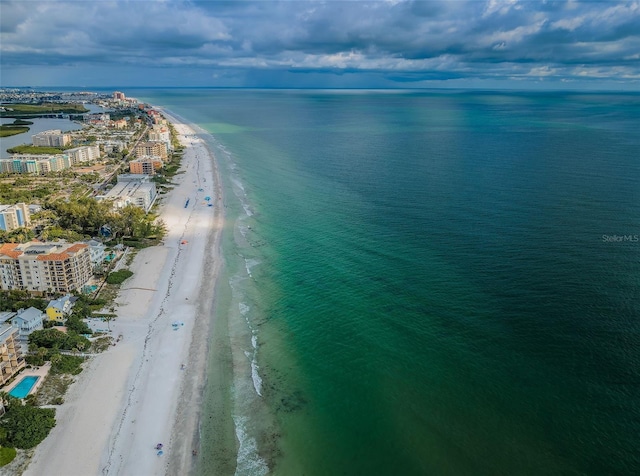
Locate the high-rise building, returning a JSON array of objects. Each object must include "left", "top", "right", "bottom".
[
  {"left": 0, "top": 324, "right": 25, "bottom": 385},
  {"left": 96, "top": 174, "right": 157, "bottom": 212},
  {"left": 134, "top": 141, "right": 168, "bottom": 160},
  {"left": 32, "top": 129, "right": 71, "bottom": 147},
  {"left": 129, "top": 157, "right": 163, "bottom": 175},
  {"left": 0, "top": 203, "right": 30, "bottom": 232},
  {"left": 0, "top": 241, "right": 92, "bottom": 294},
  {"left": 66, "top": 145, "right": 101, "bottom": 164}
]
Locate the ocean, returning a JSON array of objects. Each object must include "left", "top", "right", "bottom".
[{"left": 134, "top": 89, "right": 640, "bottom": 475}]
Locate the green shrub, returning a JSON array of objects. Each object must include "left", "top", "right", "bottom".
[
  {"left": 25, "top": 354, "right": 45, "bottom": 367},
  {"left": 106, "top": 269, "right": 133, "bottom": 284},
  {"left": 28, "top": 328, "right": 90, "bottom": 352},
  {"left": 0, "top": 446, "right": 17, "bottom": 466},
  {"left": 51, "top": 355, "right": 84, "bottom": 375},
  {"left": 0, "top": 400, "right": 56, "bottom": 449},
  {"left": 65, "top": 317, "right": 92, "bottom": 335}
]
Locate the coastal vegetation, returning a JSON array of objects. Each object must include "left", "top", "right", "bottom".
[
  {"left": 6, "top": 145, "right": 68, "bottom": 155},
  {"left": 0, "top": 179, "right": 61, "bottom": 202},
  {"left": 51, "top": 355, "right": 85, "bottom": 375},
  {"left": 0, "top": 446, "right": 17, "bottom": 466},
  {"left": 0, "top": 290, "right": 47, "bottom": 313},
  {"left": 0, "top": 103, "right": 88, "bottom": 118},
  {"left": 106, "top": 269, "right": 133, "bottom": 285},
  {"left": 45, "top": 197, "right": 165, "bottom": 241},
  {"left": 28, "top": 328, "right": 90, "bottom": 355},
  {"left": 0, "top": 127, "right": 29, "bottom": 138},
  {"left": 0, "top": 397, "right": 56, "bottom": 449},
  {"left": 0, "top": 119, "right": 34, "bottom": 137},
  {"left": 0, "top": 227, "right": 35, "bottom": 244}
]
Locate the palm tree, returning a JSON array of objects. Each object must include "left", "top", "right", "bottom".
[
  {"left": 50, "top": 353, "right": 62, "bottom": 367},
  {"left": 103, "top": 314, "right": 114, "bottom": 332},
  {"left": 75, "top": 341, "right": 86, "bottom": 354}
]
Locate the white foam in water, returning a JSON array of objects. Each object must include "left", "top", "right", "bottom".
[
  {"left": 233, "top": 415, "right": 269, "bottom": 476},
  {"left": 251, "top": 357, "right": 263, "bottom": 397},
  {"left": 244, "top": 340, "right": 262, "bottom": 396},
  {"left": 239, "top": 302, "right": 250, "bottom": 315},
  {"left": 244, "top": 258, "right": 260, "bottom": 277},
  {"left": 230, "top": 176, "right": 245, "bottom": 193}
]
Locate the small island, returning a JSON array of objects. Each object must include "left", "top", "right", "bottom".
[{"left": 0, "top": 119, "right": 34, "bottom": 138}]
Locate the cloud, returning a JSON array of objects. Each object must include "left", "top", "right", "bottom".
[{"left": 1, "top": 0, "right": 638, "bottom": 87}]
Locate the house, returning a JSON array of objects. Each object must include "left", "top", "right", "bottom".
[
  {"left": 10, "top": 307, "right": 44, "bottom": 343},
  {"left": 46, "top": 295, "right": 76, "bottom": 323},
  {"left": 84, "top": 239, "right": 106, "bottom": 266}
]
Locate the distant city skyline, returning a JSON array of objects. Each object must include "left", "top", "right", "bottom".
[{"left": 1, "top": 0, "right": 639, "bottom": 90}]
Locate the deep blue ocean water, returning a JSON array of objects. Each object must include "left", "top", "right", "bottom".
[{"left": 135, "top": 89, "right": 640, "bottom": 475}]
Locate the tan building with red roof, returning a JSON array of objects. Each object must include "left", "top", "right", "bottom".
[
  {"left": 134, "top": 141, "right": 168, "bottom": 160},
  {"left": 129, "top": 157, "right": 163, "bottom": 175},
  {"left": 0, "top": 241, "right": 92, "bottom": 294}
]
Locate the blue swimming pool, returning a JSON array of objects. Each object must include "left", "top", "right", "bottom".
[{"left": 9, "top": 376, "right": 39, "bottom": 398}]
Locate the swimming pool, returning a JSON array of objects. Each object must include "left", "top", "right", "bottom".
[{"left": 9, "top": 376, "right": 39, "bottom": 398}]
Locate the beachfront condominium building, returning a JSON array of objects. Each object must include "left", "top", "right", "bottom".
[
  {"left": 0, "top": 203, "right": 30, "bottom": 232},
  {"left": 66, "top": 145, "right": 100, "bottom": 164},
  {"left": 129, "top": 157, "right": 163, "bottom": 175},
  {"left": 0, "top": 324, "right": 25, "bottom": 386},
  {"left": 32, "top": 129, "right": 71, "bottom": 147},
  {"left": 0, "top": 241, "right": 92, "bottom": 294},
  {"left": 148, "top": 125, "right": 172, "bottom": 152},
  {"left": 96, "top": 174, "right": 157, "bottom": 212},
  {"left": 0, "top": 154, "right": 72, "bottom": 175},
  {"left": 134, "top": 141, "right": 168, "bottom": 160}
]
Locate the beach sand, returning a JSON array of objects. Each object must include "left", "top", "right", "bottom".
[{"left": 22, "top": 114, "right": 224, "bottom": 476}]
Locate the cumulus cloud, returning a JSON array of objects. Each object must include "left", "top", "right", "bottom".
[{"left": 1, "top": 0, "right": 638, "bottom": 87}]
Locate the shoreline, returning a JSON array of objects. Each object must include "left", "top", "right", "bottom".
[{"left": 21, "top": 111, "right": 225, "bottom": 476}]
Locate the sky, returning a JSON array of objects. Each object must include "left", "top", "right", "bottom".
[{"left": 1, "top": 0, "right": 639, "bottom": 90}]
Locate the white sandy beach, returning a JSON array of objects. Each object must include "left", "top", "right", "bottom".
[{"left": 22, "top": 114, "right": 224, "bottom": 476}]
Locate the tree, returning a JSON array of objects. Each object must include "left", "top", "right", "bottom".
[
  {"left": 65, "top": 317, "right": 92, "bottom": 335},
  {"left": 0, "top": 400, "right": 56, "bottom": 449},
  {"left": 103, "top": 314, "right": 115, "bottom": 332},
  {"left": 29, "top": 328, "right": 90, "bottom": 352},
  {"left": 49, "top": 353, "right": 62, "bottom": 366}
]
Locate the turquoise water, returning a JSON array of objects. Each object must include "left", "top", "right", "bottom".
[
  {"left": 136, "top": 89, "right": 640, "bottom": 475},
  {"left": 9, "top": 375, "right": 39, "bottom": 398}
]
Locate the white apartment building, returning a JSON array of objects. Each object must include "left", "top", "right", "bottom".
[
  {"left": 32, "top": 129, "right": 71, "bottom": 147},
  {"left": 96, "top": 174, "right": 157, "bottom": 212},
  {"left": 0, "top": 241, "right": 92, "bottom": 294},
  {"left": 0, "top": 203, "right": 30, "bottom": 232},
  {"left": 148, "top": 125, "right": 172, "bottom": 152},
  {"left": 0, "top": 155, "right": 72, "bottom": 174},
  {"left": 66, "top": 145, "right": 101, "bottom": 164}
]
